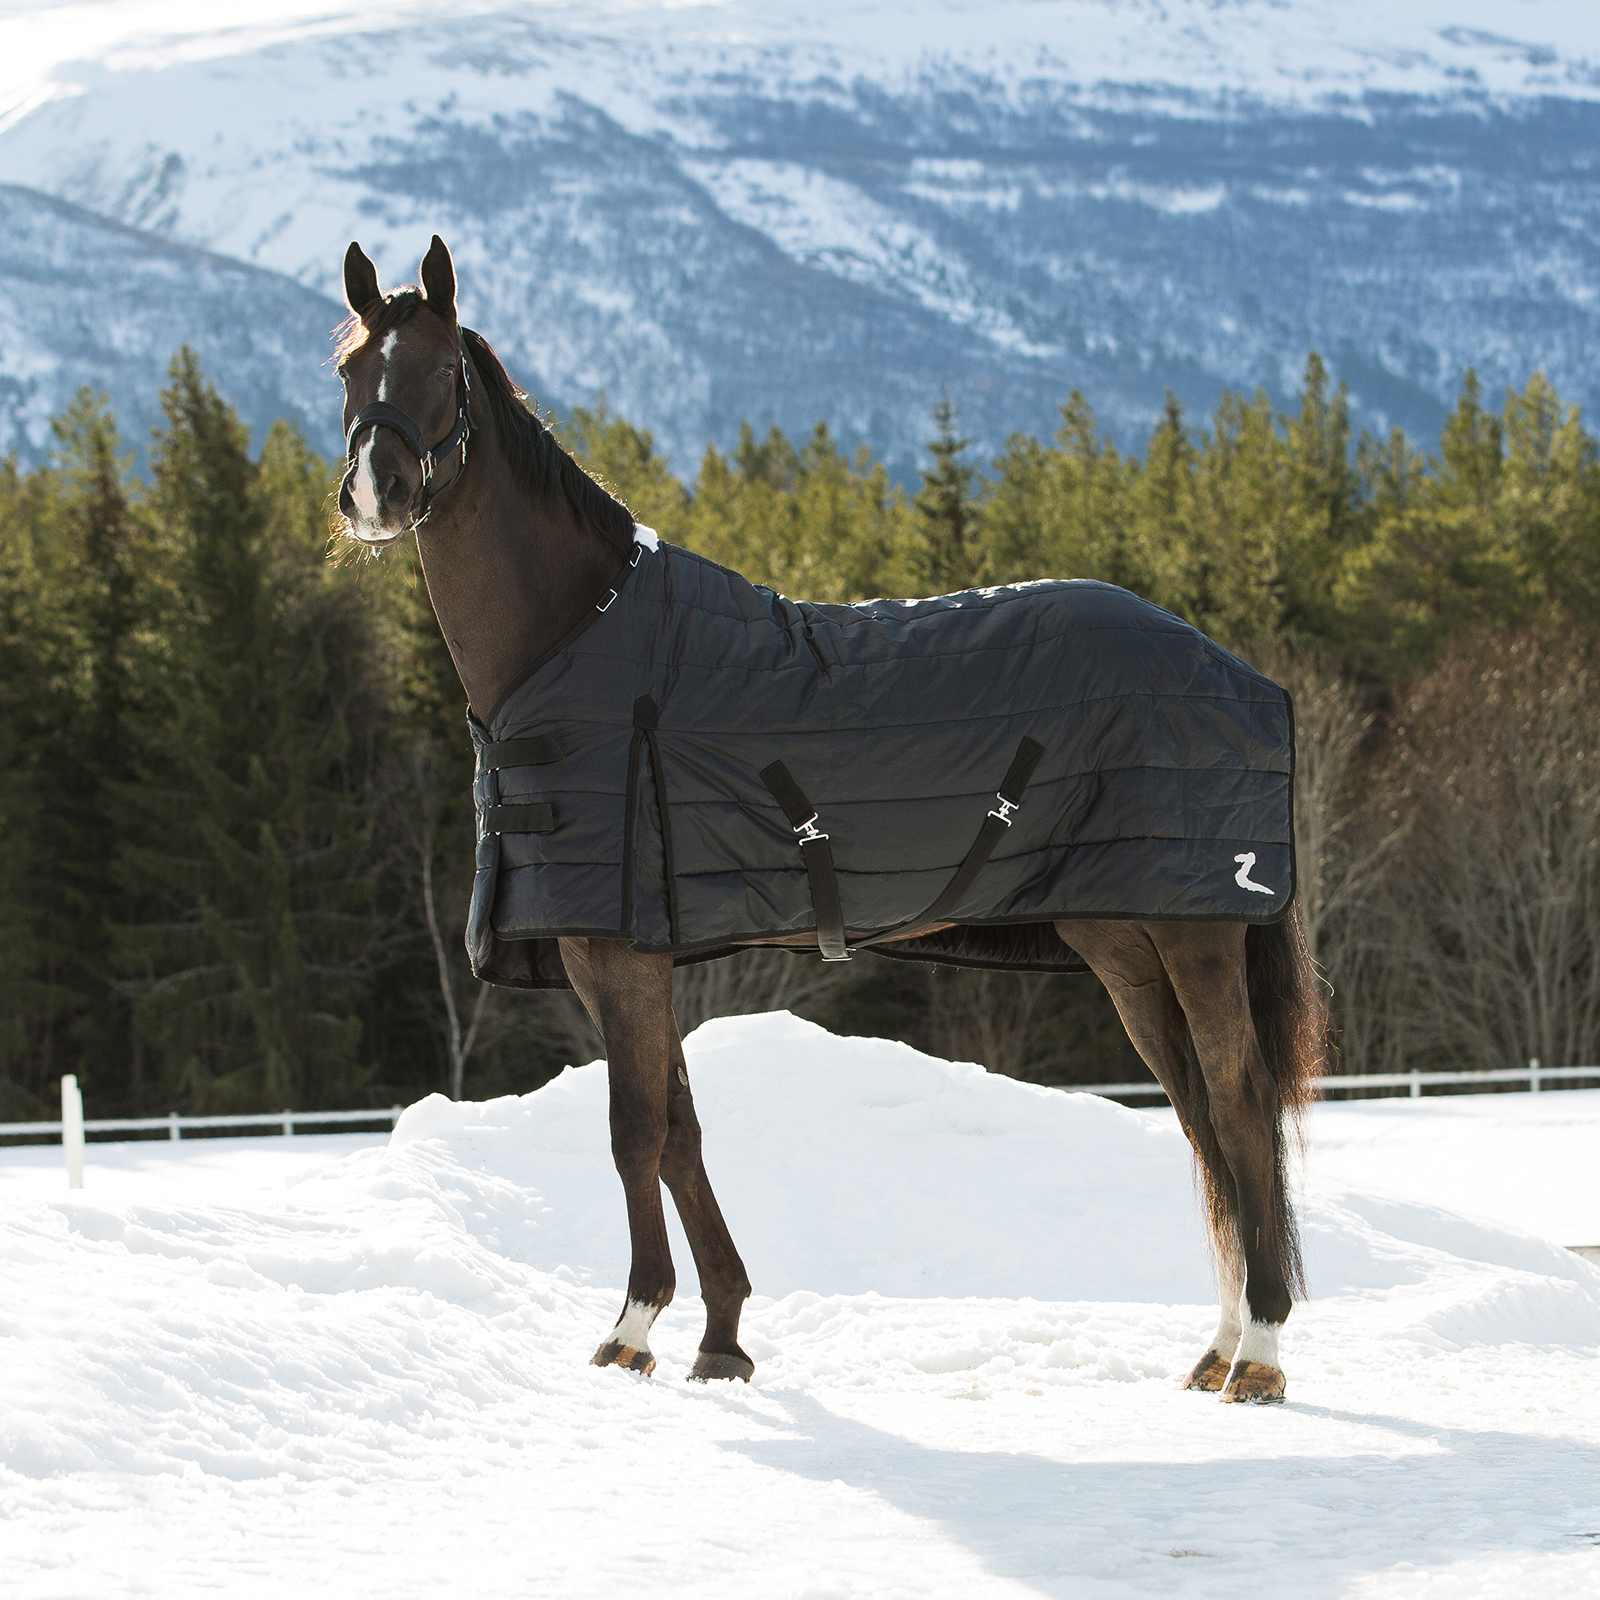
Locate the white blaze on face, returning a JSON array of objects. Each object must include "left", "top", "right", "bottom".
[
  {"left": 351, "top": 330, "right": 401, "bottom": 525},
  {"left": 377, "top": 329, "right": 398, "bottom": 400},
  {"left": 351, "top": 432, "right": 380, "bottom": 522}
]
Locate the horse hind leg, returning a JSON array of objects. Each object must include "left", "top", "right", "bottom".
[
  {"left": 659, "top": 1018, "right": 754, "bottom": 1383},
  {"left": 1151, "top": 922, "right": 1297, "bottom": 1404},
  {"left": 1053, "top": 919, "right": 1244, "bottom": 1394}
]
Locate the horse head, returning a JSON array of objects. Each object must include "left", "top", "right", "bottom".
[{"left": 336, "top": 235, "right": 473, "bottom": 546}]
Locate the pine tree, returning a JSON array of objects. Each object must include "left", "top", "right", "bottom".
[
  {"left": 45, "top": 394, "right": 152, "bottom": 1109},
  {"left": 560, "top": 397, "right": 691, "bottom": 543},
  {"left": 1501, "top": 371, "right": 1600, "bottom": 626},
  {"left": 911, "top": 393, "right": 984, "bottom": 594},
  {"left": 1190, "top": 387, "right": 1287, "bottom": 649},
  {"left": 115, "top": 354, "right": 375, "bottom": 1111},
  {"left": 1280, "top": 353, "right": 1364, "bottom": 636},
  {"left": 1127, "top": 391, "right": 1199, "bottom": 621},
  {"left": 0, "top": 457, "right": 68, "bottom": 1109}
]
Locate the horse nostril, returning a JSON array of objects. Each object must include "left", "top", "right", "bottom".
[{"left": 382, "top": 474, "right": 409, "bottom": 508}]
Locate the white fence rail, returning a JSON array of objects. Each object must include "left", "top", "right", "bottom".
[
  {"left": 2, "top": 1062, "right": 1597, "bottom": 1147},
  {"left": 1076, "top": 1062, "right": 1600, "bottom": 1102},
  {"left": 0, "top": 1107, "right": 404, "bottom": 1142}
]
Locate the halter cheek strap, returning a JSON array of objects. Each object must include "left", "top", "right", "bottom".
[{"left": 341, "top": 346, "right": 476, "bottom": 523}]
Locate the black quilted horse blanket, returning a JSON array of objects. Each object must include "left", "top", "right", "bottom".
[{"left": 466, "top": 539, "right": 1295, "bottom": 989}]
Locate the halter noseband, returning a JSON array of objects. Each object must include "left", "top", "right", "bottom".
[{"left": 341, "top": 344, "right": 476, "bottom": 534}]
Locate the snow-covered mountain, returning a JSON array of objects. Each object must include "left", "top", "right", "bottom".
[
  {"left": 0, "top": 1, "right": 1597, "bottom": 474},
  {"left": 0, "top": 183, "right": 340, "bottom": 464}
]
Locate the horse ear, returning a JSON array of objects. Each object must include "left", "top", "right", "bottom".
[
  {"left": 419, "top": 234, "right": 457, "bottom": 322},
  {"left": 344, "top": 242, "right": 381, "bottom": 317}
]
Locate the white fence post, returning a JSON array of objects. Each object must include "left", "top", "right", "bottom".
[
  {"left": 1409, "top": 1070, "right": 1421, "bottom": 1099},
  {"left": 168, "top": 1112, "right": 180, "bottom": 1142},
  {"left": 1529, "top": 1057, "right": 1541, "bottom": 1093},
  {"left": 60, "top": 1075, "right": 85, "bottom": 1190},
  {"left": 282, "top": 1111, "right": 293, "bottom": 1137}
]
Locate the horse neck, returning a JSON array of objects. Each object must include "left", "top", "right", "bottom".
[{"left": 413, "top": 408, "right": 627, "bottom": 723}]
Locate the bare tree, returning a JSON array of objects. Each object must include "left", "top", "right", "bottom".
[
  {"left": 1238, "top": 638, "right": 1379, "bottom": 958},
  {"left": 671, "top": 947, "right": 854, "bottom": 1038},
  {"left": 387, "top": 744, "right": 496, "bottom": 1099},
  {"left": 1241, "top": 637, "right": 1409, "bottom": 1072},
  {"left": 925, "top": 966, "right": 1049, "bottom": 1079},
  {"left": 1383, "top": 635, "right": 1600, "bottom": 1071},
  {"left": 520, "top": 986, "right": 605, "bottom": 1070}
]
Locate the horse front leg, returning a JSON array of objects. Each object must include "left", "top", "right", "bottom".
[
  {"left": 559, "top": 937, "right": 676, "bottom": 1375},
  {"left": 660, "top": 1019, "right": 754, "bottom": 1382}
]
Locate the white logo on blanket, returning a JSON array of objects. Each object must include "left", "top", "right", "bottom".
[{"left": 1233, "top": 852, "right": 1274, "bottom": 895}]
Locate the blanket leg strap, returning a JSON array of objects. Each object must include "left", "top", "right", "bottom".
[
  {"left": 854, "top": 735, "right": 1045, "bottom": 951},
  {"left": 759, "top": 761, "right": 851, "bottom": 961}
]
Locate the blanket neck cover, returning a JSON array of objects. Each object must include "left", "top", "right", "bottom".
[{"left": 466, "top": 541, "right": 1295, "bottom": 989}]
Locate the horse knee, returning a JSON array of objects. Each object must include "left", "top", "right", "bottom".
[
  {"left": 611, "top": 1116, "right": 668, "bottom": 1186},
  {"left": 659, "top": 1115, "right": 702, "bottom": 1189}
]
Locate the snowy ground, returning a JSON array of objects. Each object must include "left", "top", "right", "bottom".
[{"left": 3, "top": 1015, "right": 1598, "bottom": 1598}]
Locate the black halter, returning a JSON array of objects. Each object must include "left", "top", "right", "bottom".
[{"left": 341, "top": 344, "right": 476, "bottom": 530}]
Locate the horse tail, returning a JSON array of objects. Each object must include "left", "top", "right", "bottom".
[{"left": 1242, "top": 902, "right": 1325, "bottom": 1298}]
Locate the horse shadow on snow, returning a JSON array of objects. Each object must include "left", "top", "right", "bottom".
[{"left": 718, "top": 1391, "right": 1600, "bottom": 1595}]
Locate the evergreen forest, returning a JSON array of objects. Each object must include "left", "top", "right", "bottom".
[{"left": 3, "top": 349, "right": 1598, "bottom": 1123}]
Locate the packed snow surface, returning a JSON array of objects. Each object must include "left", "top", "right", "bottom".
[{"left": 3, "top": 1012, "right": 1599, "bottom": 1596}]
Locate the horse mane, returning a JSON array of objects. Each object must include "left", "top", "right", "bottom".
[{"left": 334, "top": 291, "right": 635, "bottom": 553}]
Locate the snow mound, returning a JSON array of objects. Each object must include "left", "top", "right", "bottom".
[{"left": 390, "top": 1012, "right": 1600, "bottom": 1340}]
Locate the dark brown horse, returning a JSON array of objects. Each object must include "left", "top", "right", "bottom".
[{"left": 334, "top": 236, "right": 1325, "bottom": 1403}]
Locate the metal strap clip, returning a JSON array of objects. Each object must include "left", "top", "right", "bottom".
[
  {"left": 596, "top": 588, "right": 618, "bottom": 612},
  {"left": 988, "top": 794, "right": 1019, "bottom": 826},
  {"left": 794, "top": 813, "right": 828, "bottom": 845}
]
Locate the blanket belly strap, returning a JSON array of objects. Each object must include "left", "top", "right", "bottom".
[
  {"left": 759, "top": 761, "right": 850, "bottom": 961},
  {"left": 759, "top": 736, "right": 1045, "bottom": 962},
  {"left": 853, "top": 736, "right": 1045, "bottom": 950},
  {"left": 484, "top": 803, "right": 555, "bottom": 834}
]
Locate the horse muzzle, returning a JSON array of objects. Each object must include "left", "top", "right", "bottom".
[{"left": 338, "top": 443, "right": 420, "bottom": 545}]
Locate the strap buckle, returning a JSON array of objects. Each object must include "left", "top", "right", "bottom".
[
  {"left": 794, "top": 813, "right": 828, "bottom": 845},
  {"left": 988, "top": 794, "right": 1019, "bottom": 826},
  {"left": 596, "top": 588, "right": 618, "bottom": 612}
]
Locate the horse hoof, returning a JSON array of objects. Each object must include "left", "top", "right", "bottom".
[
  {"left": 687, "top": 1350, "right": 754, "bottom": 1384},
  {"left": 591, "top": 1341, "right": 656, "bottom": 1376},
  {"left": 1183, "top": 1350, "right": 1231, "bottom": 1392},
  {"left": 1220, "top": 1359, "right": 1285, "bottom": 1404}
]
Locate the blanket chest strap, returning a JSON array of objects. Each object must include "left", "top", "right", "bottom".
[
  {"left": 477, "top": 736, "right": 564, "bottom": 771},
  {"left": 759, "top": 761, "right": 851, "bottom": 961}
]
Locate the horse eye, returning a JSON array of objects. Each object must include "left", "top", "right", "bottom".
[{"left": 438, "top": 364, "right": 455, "bottom": 380}]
